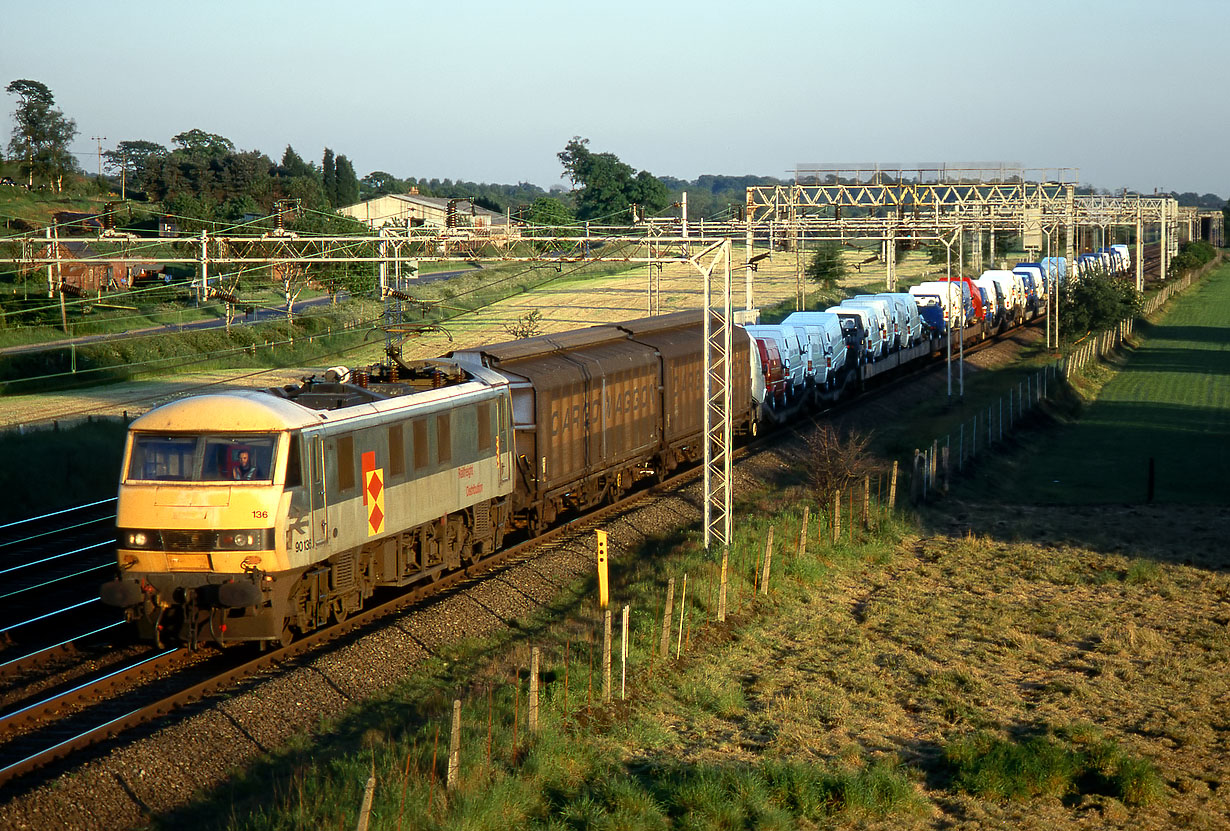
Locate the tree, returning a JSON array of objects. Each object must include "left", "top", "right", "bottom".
[
  {"left": 334, "top": 154, "right": 359, "bottom": 206},
  {"left": 1058, "top": 270, "right": 1142, "bottom": 339},
  {"left": 171, "top": 129, "right": 234, "bottom": 158},
  {"left": 279, "top": 145, "right": 316, "bottom": 179},
  {"left": 362, "top": 170, "right": 400, "bottom": 195},
  {"left": 102, "top": 140, "right": 166, "bottom": 194},
  {"left": 806, "top": 242, "right": 847, "bottom": 288},
  {"left": 321, "top": 148, "right": 337, "bottom": 206},
  {"left": 6, "top": 79, "right": 79, "bottom": 189},
  {"left": 557, "top": 136, "right": 668, "bottom": 221},
  {"left": 525, "top": 196, "right": 574, "bottom": 234}
]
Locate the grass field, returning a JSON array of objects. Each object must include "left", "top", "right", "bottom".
[
  {"left": 153, "top": 474, "right": 1230, "bottom": 831},
  {"left": 965, "top": 262, "right": 1230, "bottom": 504}
]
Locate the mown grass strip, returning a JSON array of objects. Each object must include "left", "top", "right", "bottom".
[{"left": 973, "top": 261, "right": 1230, "bottom": 504}]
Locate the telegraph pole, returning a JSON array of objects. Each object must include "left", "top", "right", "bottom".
[{"left": 91, "top": 136, "right": 106, "bottom": 177}]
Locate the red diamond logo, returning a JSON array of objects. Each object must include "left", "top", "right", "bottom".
[
  {"left": 369, "top": 504, "right": 384, "bottom": 532},
  {"left": 367, "top": 471, "right": 383, "bottom": 501}
]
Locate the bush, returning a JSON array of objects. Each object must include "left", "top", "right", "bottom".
[
  {"left": 1058, "top": 270, "right": 1142, "bottom": 339},
  {"left": 806, "top": 242, "right": 847, "bottom": 288},
  {"left": 943, "top": 729, "right": 1164, "bottom": 806},
  {"left": 806, "top": 425, "right": 878, "bottom": 504},
  {"left": 1168, "top": 240, "right": 1216, "bottom": 278}
]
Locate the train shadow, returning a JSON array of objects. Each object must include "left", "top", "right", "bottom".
[
  {"left": 916, "top": 404, "right": 1230, "bottom": 572},
  {"left": 919, "top": 499, "right": 1230, "bottom": 574}
]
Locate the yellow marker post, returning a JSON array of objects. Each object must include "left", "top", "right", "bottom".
[{"left": 596, "top": 529, "right": 609, "bottom": 609}]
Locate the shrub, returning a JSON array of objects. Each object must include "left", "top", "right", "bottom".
[
  {"left": 806, "top": 242, "right": 847, "bottom": 288},
  {"left": 943, "top": 729, "right": 1164, "bottom": 806},
  {"left": 1058, "top": 270, "right": 1142, "bottom": 339}
]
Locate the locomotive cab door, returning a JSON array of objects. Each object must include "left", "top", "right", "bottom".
[
  {"left": 307, "top": 432, "right": 327, "bottom": 545},
  {"left": 497, "top": 393, "right": 512, "bottom": 485}
]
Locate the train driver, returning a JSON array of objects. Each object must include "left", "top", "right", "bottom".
[{"left": 233, "top": 448, "right": 258, "bottom": 480}]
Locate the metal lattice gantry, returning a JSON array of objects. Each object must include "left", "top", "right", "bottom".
[
  {"left": 743, "top": 164, "right": 1186, "bottom": 293},
  {"left": 694, "top": 238, "right": 733, "bottom": 558},
  {"left": 0, "top": 220, "right": 744, "bottom": 591}
]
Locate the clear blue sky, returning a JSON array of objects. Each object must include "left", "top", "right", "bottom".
[{"left": 2, "top": 0, "right": 1225, "bottom": 199}]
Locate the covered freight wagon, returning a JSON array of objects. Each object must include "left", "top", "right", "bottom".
[
  {"left": 619, "top": 309, "right": 755, "bottom": 471},
  {"left": 450, "top": 325, "right": 662, "bottom": 532}
]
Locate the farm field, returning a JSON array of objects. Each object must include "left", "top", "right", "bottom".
[
  {"left": 0, "top": 242, "right": 845, "bottom": 429},
  {"left": 966, "top": 262, "right": 1230, "bottom": 505}
]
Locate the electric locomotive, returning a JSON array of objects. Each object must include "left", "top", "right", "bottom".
[{"left": 102, "top": 359, "right": 515, "bottom": 648}]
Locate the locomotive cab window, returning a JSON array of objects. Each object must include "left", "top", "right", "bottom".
[
  {"left": 284, "top": 433, "right": 302, "bottom": 488},
  {"left": 126, "top": 433, "right": 278, "bottom": 482}
]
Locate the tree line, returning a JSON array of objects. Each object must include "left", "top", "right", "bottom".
[{"left": 13, "top": 78, "right": 1217, "bottom": 237}]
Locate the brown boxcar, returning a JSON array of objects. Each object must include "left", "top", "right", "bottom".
[
  {"left": 450, "top": 325, "right": 661, "bottom": 530},
  {"left": 617, "top": 310, "right": 755, "bottom": 473}
]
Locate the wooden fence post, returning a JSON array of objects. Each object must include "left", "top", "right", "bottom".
[
  {"left": 447, "top": 699, "right": 462, "bottom": 790},
  {"left": 941, "top": 444, "right": 950, "bottom": 494},
  {"left": 889, "top": 460, "right": 898, "bottom": 510},
  {"left": 832, "top": 488, "right": 841, "bottom": 541},
  {"left": 528, "top": 649, "right": 540, "bottom": 733},
  {"left": 620, "top": 604, "right": 629, "bottom": 699},
  {"left": 356, "top": 772, "right": 376, "bottom": 831},
  {"left": 602, "top": 609, "right": 612, "bottom": 703},
  {"left": 796, "top": 506, "right": 809, "bottom": 559},
  {"left": 760, "top": 529, "right": 773, "bottom": 595},
  {"left": 718, "top": 548, "right": 728, "bottom": 623},
  {"left": 676, "top": 574, "right": 687, "bottom": 656},
  {"left": 659, "top": 578, "right": 675, "bottom": 659}
]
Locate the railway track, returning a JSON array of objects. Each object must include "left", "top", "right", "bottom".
[
  {"left": 0, "top": 465, "right": 706, "bottom": 787},
  {"left": 0, "top": 311, "right": 1048, "bottom": 789},
  {"left": 0, "top": 499, "right": 120, "bottom": 660}
]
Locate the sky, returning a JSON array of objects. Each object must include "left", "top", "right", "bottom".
[{"left": 2, "top": 0, "right": 1226, "bottom": 200}]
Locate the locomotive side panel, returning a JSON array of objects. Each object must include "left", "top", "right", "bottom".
[{"left": 306, "top": 391, "right": 512, "bottom": 562}]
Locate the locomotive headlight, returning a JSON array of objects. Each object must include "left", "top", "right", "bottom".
[
  {"left": 217, "top": 530, "right": 268, "bottom": 550},
  {"left": 119, "top": 529, "right": 157, "bottom": 549}
]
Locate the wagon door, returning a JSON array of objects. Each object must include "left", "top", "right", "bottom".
[{"left": 307, "top": 432, "right": 328, "bottom": 545}]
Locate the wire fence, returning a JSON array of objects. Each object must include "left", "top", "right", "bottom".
[{"left": 350, "top": 476, "right": 900, "bottom": 827}]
